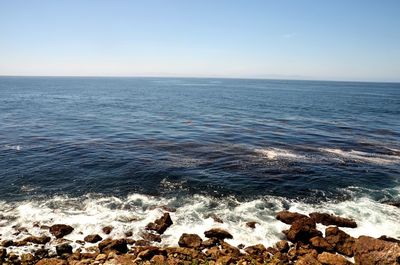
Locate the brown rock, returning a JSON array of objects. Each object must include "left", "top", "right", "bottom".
[
  {"left": 284, "top": 217, "right": 322, "bottom": 242},
  {"left": 102, "top": 226, "right": 113, "bottom": 234},
  {"left": 107, "top": 254, "right": 136, "bottom": 264},
  {"left": 354, "top": 236, "right": 400, "bottom": 265},
  {"left": 276, "top": 210, "right": 308, "bottom": 224},
  {"left": 276, "top": 240, "right": 290, "bottom": 252},
  {"left": 246, "top": 221, "right": 258, "bottom": 229},
  {"left": 202, "top": 237, "right": 219, "bottom": 248},
  {"left": 125, "top": 231, "right": 133, "bottom": 237},
  {"left": 135, "top": 239, "right": 151, "bottom": 246},
  {"left": 309, "top": 213, "right": 357, "bottom": 228},
  {"left": 220, "top": 241, "right": 240, "bottom": 258},
  {"left": 137, "top": 246, "right": 165, "bottom": 259},
  {"left": 141, "top": 232, "right": 162, "bottom": 242},
  {"left": 205, "top": 246, "right": 221, "bottom": 259},
  {"left": 244, "top": 244, "right": 267, "bottom": 256},
  {"left": 98, "top": 238, "right": 128, "bottom": 254},
  {"left": 49, "top": 224, "right": 74, "bottom": 238},
  {"left": 310, "top": 236, "right": 334, "bottom": 252},
  {"left": 151, "top": 254, "right": 166, "bottom": 264},
  {"left": 216, "top": 255, "right": 232, "bottom": 264},
  {"left": 145, "top": 213, "right": 173, "bottom": 234},
  {"left": 204, "top": 228, "right": 233, "bottom": 240},
  {"left": 2, "top": 240, "right": 13, "bottom": 247},
  {"left": 56, "top": 243, "right": 73, "bottom": 256},
  {"left": 0, "top": 248, "right": 6, "bottom": 262},
  {"left": 205, "top": 213, "right": 223, "bottom": 223},
  {"left": 21, "top": 253, "right": 35, "bottom": 264},
  {"left": 378, "top": 235, "right": 400, "bottom": 244},
  {"left": 84, "top": 234, "right": 102, "bottom": 243},
  {"left": 34, "top": 248, "right": 49, "bottom": 260},
  {"left": 317, "top": 252, "right": 352, "bottom": 265},
  {"left": 35, "top": 258, "right": 68, "bottom": 265},
  {"left": 20, "top": 235, "right": 51, "bottom": 245},
  {"left": 296, "top": 253, "right": 322, "bottom": 265},
  {"left": 325, "top": 227, "right": 355, "bottom": 257},
  {"left": 178, "top": 233, "right": 203, "bottom": 248}
]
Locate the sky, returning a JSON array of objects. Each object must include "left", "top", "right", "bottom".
[{"left": 0, "top": 0, "right": 400, "bottom": 82}]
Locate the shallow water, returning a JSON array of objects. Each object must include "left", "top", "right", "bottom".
[{"left": 0, "top": 77, "right": 399, "bottom": 248}]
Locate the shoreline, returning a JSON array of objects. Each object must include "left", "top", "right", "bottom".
[{"left": 1, "top": 210, "right": 399, "bottom": 264}]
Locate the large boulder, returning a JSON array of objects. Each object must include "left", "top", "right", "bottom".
[
  {"left": 98, "top": 238, "right": 128, "bottom": 254},
  {"left": 145, "top": 213, "right": 173, "bottom": 234},
  {"left": 354, "top": 236, "right": 400, "bottom": 265},
  {"left": 49, "top": 224, "right": 74, "bottom": 238},
  {"left": 317, "top": 252, "right": 353, "bottom": 265},
  {"left": 309, "top": 213, "right": 357, "bottom": 228},
  {"left": 204, "top": 228, "right": 233, "bottom": 240},
  {"left": 324, "top": 227, "right": 355, "bottom": 257},
  {"left": 284, "top": 217, "right": 322, "bottom": 242},
  {"left": 178, "top": 233, "right": 202, "bottom": 248},
  {"left": 276, "top": 210, "right": 309, "bottom": 224}
]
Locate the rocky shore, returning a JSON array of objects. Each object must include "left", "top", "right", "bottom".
[{"left": 0, "top": 210, "right": 399, "bottom": 265}]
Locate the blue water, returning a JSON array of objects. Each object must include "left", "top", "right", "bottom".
[{"left": 1, "top": 77, "right": 399, "bottom": 203}]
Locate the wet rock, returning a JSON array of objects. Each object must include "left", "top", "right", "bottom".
[
  {"left": 20, "top": 235, "right": 51, "bottom": 245},
  {"left": 244, "top": 244, "right": 266, "bottom": 256},
  {"left": 165, "top": 246, "right": 204, "bottom": 260},
  {"left": 49, "top": 224, "right": 74, "bottom": 238},
  {"left": 0, "top": 248, "right": 6, "bottom": 262},
  {"left": 178, "top": 233, "right": 202, "bottom": 248},
  {"left": 150, "top": 254, "right": 166, "bottom": 264},
  {"left": 56, "top": 243, "right": 73, "bottom": 256},
  {"left": 8, "top": 252, "right": 19, "bottom": 262},
  {"left": 317, "top": 252, "right": 353, "bottom": 265},
  {"left": 135, "top": 239, "right": 151, "bottom": 246},
  {"left": 21, "top": 253, "right": 35, "bottom": 264},
  {"left": 137, "top": 246, "right": 166, "bottom": 260},
  {"left": 95, "top": 253, "right": 107, "bottom": 261},
  {"left": 309, "top": 236, "right": 334, "bottom": 252},
  {"left": 84, "top": 234, "right": 102, "bottom": 243},
  {"left": 2, "top": 240, "right": 13, "bottom": 247},
  {"left": 125, "top": 231, "right": 133, "bottom": 237},
  {"left": 378, "top": 235, "right": 400, "bottom": 243},
  {"left": 220, "top": 241, "right": 240, "bottom": 258},
  {"left": 205, "top": 213, "right": 223, "bottom": 223},
  {"left": 276, "top": 210, "right": 308, "bottom": 224},
  {"left": 284, "top": 217, "right": 322, "bottom": 242},
  {"left": 296, "top": 253, "right": 322, "bottom": 265},
  {"left": 145, "top": 213, "right": 173, "bottom": 234},
  {"left": 36, "top": 258, "right": 68, "bottom": 265},
  {"left": 141, "top": 232, "right": 161, "bottom": 242},
  {"left": 75, "top": 240, "right": 85, "bottom": 245},
  {"left": 34, "top": 248, "right": 49, "bottom": 260},
  {"left": 202, "top": 237, "right": 219, "bottom": 248},
  {"left": 246, "top": 221, "right": 258, "bottom": 229},
  {"left": 354, "top": 236, "right": 400, "bottom": 265},
  {"left": 102, "top": 226, "right": 113, "bottom": 234},
  {"left": 126, "top": 239, "right": 136, "bottom": 245},
  {"left": 325, "top": 227, "right": 355, "bottom": 257},
  {"left": 276, "top": 240, "right": 290, "bottom": 252},
  {"left": 98, "top": 238, "right": 128, "bottom": 254},
  {"left": 204, "top": 228, "right": 233, "bottom": 240},
  {"left": 309, "top": 212, "right": 357, "bottom": 228}
]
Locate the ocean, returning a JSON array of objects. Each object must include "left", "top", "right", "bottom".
[{"left": 0, "top": 76, "right": 399, "bottom": 251}]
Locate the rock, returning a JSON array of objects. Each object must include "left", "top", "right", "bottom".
[
  {"left": 84, "top": 234, "right": 102, "bottom": 243},
  {"left": 244, "top": 244, "right": 267, "bottom": 256},
  {"left": 276, "top": 210, "right": 308, "bottom": 224},
  {"left": 8, "top": 252, "right": 19, "bottom": 261},
  {"left": 2, "top": 240, "right": 13, "bottom": 247},
  {"left": 246, "top": 221, "right": 258, "bottom": 229},
  {"left": 205, "top": 213, "right": 223, "bottom": 223},
  {"left": 36, "top": 258, "right": 67, "bottom": 265},
  {"left": 284, "top": 217, "right": 322, "bottom": 242},
  {"left": 21, "top": 253, "right": 35, "bottom": 264},
  {"left": 137, "top": 246, "right": 166, "bottom": 260},
  {"left": 102, "top": 226, "right": 113, "bottom": 234},
  {"left": 325, "top": 227, "right": 355, "bottom": 257},
  {"left": 204, "top": 228, "right": 233, "bottom": 240},
  {"left": 56, "top": 243, "right": 73, "bottom": 256},
  {"left": 141, "top": 232, "right": 161, "bottom": 242},
  {"left": 34, "top": 248, "right": 49, "bottom": 260},
  {"left": 98, "top": 238, "right": 128, "bottom": 254},
  {"left": 135, "top": 239, "right": 151, "bottom": 246},
  {"left": 0, "top": 248, "right": 6, "bottom": 261},
  {"left": 296, "top": 253, "right": 322, "bottom": 265},
  {"left": 125, "top": 231, "right": 133, "bottom": 237},
  {"left": 276, "top": 240, "right": 290, "bottom": 252},
  {"left": 317, "top": 252, "right": 353, "bottom": 265},
  {"left": 151, "top": 254, "right": 166, "bottom": 264},
  {"left": 95, "top": 253, "right": 107, "bottom": 261},
  {"left": 220, "top": 241, "right": 240, "bottom": 258},
  {"left": 354, "top": 236, "right": 400, "bottom": 265},
  {"left": 49, "top": 224, "right": 74, "bottom": 238},
  {"left": 378, "top": 235, "right": 400, "bottom": 244},
  {"left": 309, "top": 236, "right": 334, "bottom": 252},
  {"left": 21, "top": 235, "right": 51, "bottom": 245},
  {"left": 202, "top": 237, "right": 219, "bottom": 248},
  {"left": 145, "top": 213, "right": 173, "bottom": 234},
  {"left": 309, "top": 212, "right": 357, "bottom": 228},
  {"left": 216, "top": 255, "right": 232, "bottom": 264},
  {"left": 178, "top": 233, "right": 202, "bottom": 248}
]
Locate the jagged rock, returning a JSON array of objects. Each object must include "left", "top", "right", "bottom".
[
  {"left": 296, "top": 253, "right": 322, "bottom": 265},
  {"left": 98, "top": 238, "right": 128, "bottom": 254},
  {"left": 354, "top": 236, "right": 400, "bottom": 265},
  {"left": 276, "top": 210, "right": 308, "bottom": 224},
  {"left": 204, "top": 228, "right": 233, "bottom": 240},
  {"left": 276, "top": 240, "right": 290, "bottom": 252},
  {"left": 284, "top": 217, "right": 322, "bottom": 242},
  {"left": 141, "top": 232, "right": 161, "bottom": 242},
  {"left": 49, "top": 224, "right": 74, "bottom": 238},
  {"left": 378, "top": 235, "right": 400, "bottom": 243},
  {"left": 220, "top": 241, "right": 240, "bottom": 258},
  {"left": 202, "top": 237, "right": 219, "bottom": 248},
  {"left": 36, "top": 258, "right": 67, "bottom": 265},
  {"left": 317, "top": 252, "right": 353, "bottom": 265},
  {"left": 21, "top": 253, "right": 35, "bottom": 264},
  {"left": 309, "top": 213, "right": 357, "bottom": 228},
  {"left": 56, "top": 243, "right": 73, "bottom": 256},
  {"left": 105, "top": 254, "right": 136, "bottom": 264},
  {"left": 84, "top": 234, "right": 102, "bottom": 243},
  {"left": 309, "top": 236, "right": 334, "bottom": 252},
  {"left": 246, "top": 221, "right": 258, "bottom": 229},
  {"left": 178, "top": 233, "right": 202, "bottom": 248},
  {"left": 145, "top": 213, "right": 173, "bottom": 234},
  {"left": 325, "top": 227, "right": 355, "bottom": 257},
  {"left": 102, "top": 226, "right": 113, "bottom": 234}
]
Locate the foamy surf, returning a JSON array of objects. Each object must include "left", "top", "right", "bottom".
[
  {"left": 321, "top": 148, "right": 400, "bottom": 165},
  {"left": 1, "top": 192, "right": 399, "bottom": 254}
]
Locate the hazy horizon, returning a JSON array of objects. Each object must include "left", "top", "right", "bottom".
[{"left": 1, "top": 0, "right": 400, "bottom": 82}]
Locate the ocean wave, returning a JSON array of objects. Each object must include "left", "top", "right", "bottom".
[
  {"left": 0, "top": 192, "right": 399, "bottom": 254},
  {"left": 254, "top": 147, "right": 308, "bottom": 161},
  {"left": 321, "top": 148, "right": 400, "bottom": 165}
]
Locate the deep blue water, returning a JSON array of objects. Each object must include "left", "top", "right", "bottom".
[{"left": 1, "top": 77, "right": 399, "bottom": 202}]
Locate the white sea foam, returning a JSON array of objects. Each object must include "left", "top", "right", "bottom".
[
  {"left": 0, "top": 192, "right": 399, "bottom": 254},
  {"left": 4, "top": 144, "right": 21, "bottom": 151},
  {"left": 255, "top": 147, "right": 308, "bottom": 161},
  {"left": 321, "top": 148, "right": 400, "bottom": 165}
]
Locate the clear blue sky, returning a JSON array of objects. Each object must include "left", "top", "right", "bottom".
[{"left": 1, "top": 0, "right": 399, "bottom": 81}]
